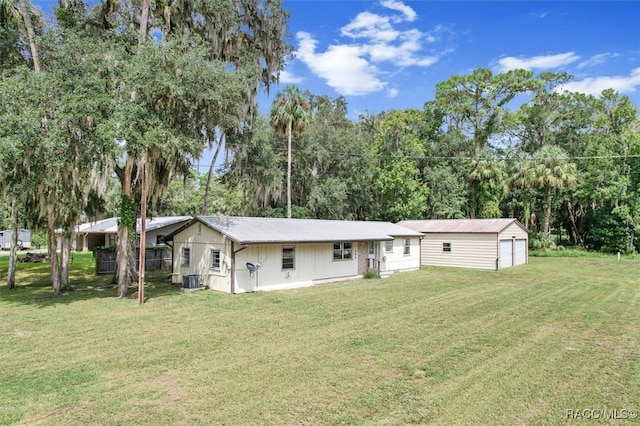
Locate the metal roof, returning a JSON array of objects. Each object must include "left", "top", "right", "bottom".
[
  {"left": 397, "top": 218, "right": 527, "bottom": 234},
  {"left": 74, "top": 216, "right": 190, "bottom": 234},
  {"left": 190, "top": 216, "right": 424, "bottom": 244}
]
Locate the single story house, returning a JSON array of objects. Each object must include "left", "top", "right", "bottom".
[
  {"left": 0, "top": 229, "right": 31, "bottom": 250},
  {"left": 166, "top": 216, "right": 424, "bottom": 293},
  {"left": 396, "top": 218, "right": 528, "bottom": 270},
  {"left": 58, "top": 216, "right": 190, "bottom": 251}
]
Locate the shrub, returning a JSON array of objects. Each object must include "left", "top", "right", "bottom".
[{"left": 363, "top": 269, "right": 380, "bottom": 279}]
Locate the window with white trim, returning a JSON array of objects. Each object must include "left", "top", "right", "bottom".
[
  {"left": 210, "top": 249, "right": 220, "bottom": 269},
  {"left": 403, "top": 239, "right": 411, "bottom": 255},
  {"left": 443, "top": 243, "right": 451, "bottom": 252},
  {"left": 333, "top": 242, "right": 353, "bottom": 260},
  {"left": 385, "top": 240, "right": 394, "bottom": 253},
  {"left": 181, "top": 247, "right": 190, "bottom": 266},
  {"left": 282, "top": 247, "right": 295, "bottom": 270}
]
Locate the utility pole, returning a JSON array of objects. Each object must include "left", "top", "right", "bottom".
[{"left": 138, "top": 163, "right": 147, "bottom": 305}]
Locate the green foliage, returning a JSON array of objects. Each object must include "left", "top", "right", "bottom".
[
  {"left": 583, "top": 209, "right": 635, "bottom": 254},
  {"left": 370, "top": 109, "right": 428, "bottom": 222},
  {"left": 30, "top": 231, "right": 46, "bottom": 248},
  {"left": 263, "top": 205, "right": 314, "bottom": 219},
  {"left": 372, "top": 158, "right": 427, "bottom": 222},
  {"left": 363, "top": 269, "right": 380, "bottom": 279},
  {"left": 528, "top": 232, "right": 556, "bottom": 251},
  {"left": 119, "top": 194, "right": 136, "bottom": 231}
]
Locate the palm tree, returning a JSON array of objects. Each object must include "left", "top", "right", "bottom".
[
  {"left": 269, "top": 86, "right": 310, "bottom": 218},
  {"left": 17, "top": 0, "right": 40, "bottom": 71},
  {"left": 468, "top": 150, "right": 508, "bottom": 218},
  {"left": 521, "top": 145, "right": 577, "bottom": 237}
]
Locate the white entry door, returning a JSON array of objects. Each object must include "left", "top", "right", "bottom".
[{"left": 500, "top": 239, "right": 513, "bottom": 269}]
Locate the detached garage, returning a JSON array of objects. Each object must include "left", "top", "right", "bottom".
[{"left": 397, "top": 219, "right": 528, "bottom": 270}]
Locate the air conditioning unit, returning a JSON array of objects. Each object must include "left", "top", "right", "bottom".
[{"left": 182, "top": 274, "right": 202, "bottom": 290}]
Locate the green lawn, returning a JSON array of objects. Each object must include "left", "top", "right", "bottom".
[{"left": 1, "top": 253, "right": 638, "bottom": 425}]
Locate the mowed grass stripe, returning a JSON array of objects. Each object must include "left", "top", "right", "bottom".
[{"left": 1, "top": 255, "right": 638, "bottom": 425}]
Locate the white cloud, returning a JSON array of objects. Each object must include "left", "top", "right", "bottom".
[
  {"left": 577, "top": 53, "right": 619, "bottom": 69},
  {"left": 558, "top": 67, "right": 640, "bottom": 96},
  {"left": 494, "top": 52, "right": 580, "bottom": 73},
  {"left": 529, "top": 10, "right": 549, "bottom": 19},
  {"left": 296, "top": 32, "right": 386, "bottom": 96},
  {"left": 278, "top": 70, "right": 303, "bottom": 84},
  {"left": 295, "top": 1, "right": 449, "bottom": 96},
  {"left": 341, "top": 11, "right": 399, "bottom": 42},
  {"left": 381, "top": 0, "right": 417, "bottom": 22},
  {"left": 386, "top": 88, "right": 400, "bottom": 98}
]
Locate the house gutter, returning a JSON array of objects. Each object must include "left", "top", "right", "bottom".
[{"left": 230, "top": 242, "right": 248, "bottom": 294}]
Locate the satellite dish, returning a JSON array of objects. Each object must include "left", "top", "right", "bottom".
[{"left": 246, "top": 263, "right": 257, "bottom": 273}]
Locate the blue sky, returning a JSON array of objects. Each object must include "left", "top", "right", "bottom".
[
  {"left": 32, "top": 0, "right": 640, "bottom": 168},
  {"left": 33, "top": 0, "right": 640, "bottom": 118},
  {"left": 266, "top": 0, "right": 640, "bottom": 119}
]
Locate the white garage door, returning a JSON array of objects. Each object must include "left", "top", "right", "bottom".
[
  {"left": 500, "top": 239, "right": 513, "bottom": 269},
  {"left": 515, "top": 239, "right": 527, "bottom": 266}
]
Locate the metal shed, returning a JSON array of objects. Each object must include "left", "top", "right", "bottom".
[
  {"left": 397, "top": 219, "right": 528, "bottom": 270},
  {"left": 0, "top": 229, "right": 31, "bottom": 250}
]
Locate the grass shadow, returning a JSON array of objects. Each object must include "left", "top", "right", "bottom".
[{"left": 0, "top": 252, "right": 182, "bottom": 307}]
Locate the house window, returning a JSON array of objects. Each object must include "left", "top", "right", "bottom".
[
  {"left": 156, "top": 235, "right": 165, "bottom": 245},
  {"left": 181, "top": 247, "right": 190, "bottom": 266},
  {"left": 385, "top": 240, "right": 394, "bottom": 253},
  {"left": 333, "top": 242, "right": 353, "bottom": 260},
  {"left": 404, "top": 239, "right": 411, "bottom": 255},
  {"left": 282, "top": 247, "right": 295, "bottom": 270},
  {"left": 108, "top": 234, "right": 116, "bottom": 246},
  {"left": 210, "top": 249, "right": 220, "bottom": 269},
  {"left": 443, "top": 243, "right": 451, "bottom": 252}
]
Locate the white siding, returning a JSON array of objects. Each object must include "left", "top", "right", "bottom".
[
  {"left": 421, "top": 233, "right": 498, "bottom": 270},
  {"left": 173, "top": 224, "right": 422, "bottom": 293},
  {"left": 145, "top": 222, "right": 185, "bottom": 247},
  {"left": 234, "top": 242, "right": 360, "bottom": 292},
  {"left": 171, "top": 224, "right": 231, "bottom": 292},
  {"left": 498, "top": 222, "right": 529, "bottom": 241},
  {"left": 381, "top": 237, "right": 421, "bottom": 273}
]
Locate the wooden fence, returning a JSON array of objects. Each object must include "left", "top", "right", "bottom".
[{"left": 95, "top": 248, "right": 172, "bottom": 275}]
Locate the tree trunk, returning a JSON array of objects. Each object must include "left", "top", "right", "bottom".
[
  {"left": 7, "top": 201, "right": 18, "bottom": 289},
  {"left": 543, "top": 188, "right": 553, "bottom": 238},
  {"left": 287, "top": 120, "right": 292, "bottom": 219},
  {"left": 60, "top": 231, "right": 73, "bottom": 291},
  {"left": 566, "top": 199, "right": 582, "bottom": 245},
  {"left": 47, "top": 204, "right": 60, "bottom": 296},
  {"left": 116, "top": 159, "right": 134, "bottom": 298},
  {"left": 468, "top": 180, "right": 477, "bottom": 219},
  {"left": 139, "top": 0, "right": 149, "bottom": 45},
  {"left": 203, "top": 134, "right": 224, "bottom": 214},
  {"left": 115, "top": 225, "right": 139, "bottom": 297},
  {"left": 19, "top": 0, "right": 40, "bottom": 72}
]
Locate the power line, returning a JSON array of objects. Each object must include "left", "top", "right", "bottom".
[{"left": 190, "top": 143, "right": 640, "bottom": 170}]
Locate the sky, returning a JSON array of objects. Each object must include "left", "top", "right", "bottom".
[
  {"left": 32, "top": 0, "right": 640, "bottom": 167},
  {"left": 265, "top": 0, "right": 640, "bottom": 119}
]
